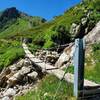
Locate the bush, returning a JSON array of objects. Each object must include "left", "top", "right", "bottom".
[
  {"left": 0, "top": 47, "right": 24, "bottom": 70},
  {"left": 51, "top": 25, "right": 71, "bottom": 45},
  {"left": 0, "top": 40, "right": 24, "bottom": 70}
]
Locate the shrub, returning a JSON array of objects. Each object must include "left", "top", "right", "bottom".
[{"left": 51, "top": 25, "right": 71, "bottom": 45}]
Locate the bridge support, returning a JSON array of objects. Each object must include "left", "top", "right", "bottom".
[{"left": 73, "top": 38, "right": 85, "bottom": 99}]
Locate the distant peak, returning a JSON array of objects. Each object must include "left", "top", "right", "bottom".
[
  {"left": 6, "top": 7, "right": 17, "bottom": 10},
  {"left": 0, "top": 7, "right": 20, "bottom": 22}
]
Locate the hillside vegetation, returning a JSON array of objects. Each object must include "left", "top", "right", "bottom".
[
  {"left": 0, "top": 0, "right": 100, "bottom": 99},
  {"left": 20, "top": 0, "right": 100, "bottom": 48},
  {"left": 0, "top": 7, "right": 46, "bottom": 70},
  {"left": 16, "top": 75, "right": 74, "bottom": 100},
  {"left": 0, "top": 0, "right": 99, "bottom": 71},
  {"left": 0, "top": 7, "right": 46, "bottom": 38}
]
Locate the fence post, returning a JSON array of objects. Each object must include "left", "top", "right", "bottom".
[{"left": 73, "top": 38, "right": 85, "bottom": 99}]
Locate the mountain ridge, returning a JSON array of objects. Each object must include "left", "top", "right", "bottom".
[{"left": 0, "top": 7, "right": 46, "bottom": 37}]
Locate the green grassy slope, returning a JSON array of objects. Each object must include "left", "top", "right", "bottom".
[
  {"left": 20, "top": 0, "right": 100, "bottom": 48},
  {"left": 0, "top": 7, "right": 46, "bottom": 70},
  {"left": 0, "top": 0, "right": 100, "bottom": 78},
  {"left": 16, "top": 75, "right": 74, "bottom": 100},
  {"left": 0, "top": 7, "right": 46, "bottom": 39},
  {"left": 85, "top": 43, "right": 100, "bottom": 83},
  {"left": 0, "top": 40, "right": 24, "bottom": 70}
]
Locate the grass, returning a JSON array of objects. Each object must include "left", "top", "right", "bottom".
[
  {"left": 85, "top": 43, "right": 100, "bottom": 83},
  {"left": 16, "top": 75, "right": 75, "bottom": 100},
  {"left": 0, "top": 18, "right": 30, "bottom": 38},
  {"left": 0, "top": 39, "right": 24, "bottom": 70},
  {"left": 63, "top": 43, "right": 100, "bottom": 84},
  {"left": 0, "top": 0, "right": 99, "bottom": 49},
  {"left": 0, "top": 1, "right": 100, "bottom": 99},
  {"left": 19, "top": 0, "right": 100, "bottom": 49}
]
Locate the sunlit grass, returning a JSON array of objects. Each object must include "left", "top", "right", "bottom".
[{"left": 16, "top": 75, "right": 75, "bottom": 100}]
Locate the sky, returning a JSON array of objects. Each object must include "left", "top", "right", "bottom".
[{"left": 0, "top": 0, "right": 81, "bottom": 20}]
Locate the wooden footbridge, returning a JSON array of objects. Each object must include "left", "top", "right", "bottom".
[{"left": 22, "top": 38, "right": 100, "bottom": 100}]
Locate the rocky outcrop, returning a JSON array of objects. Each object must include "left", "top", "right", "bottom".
[
  {"left": 85, "top": 21, "right": 100, "bottom": 44},
  {"left": 55, "top": 43, "right": 74, "bottom": 68},
  {"left": 70, "top": 15, "right": 95, "bottom": 39},
  {"left": 0, "top": 58, "right": 39, "bottom": 99}
]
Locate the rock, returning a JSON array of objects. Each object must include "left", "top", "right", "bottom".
[
  {"left": 35, "top": 51, "right": 40, "bottom": 56},
  {"left": 28, "top": 71, "right": 38, "bottom": 80},
  {"left": 9, "top": 64, "right": 17, "bottom": 71},
  {"left": 20, "top": 66, "right": 31, "bottom": 75},
  {"left": 7, "top": 77, "right": 17, "bottom": 87},
  {"left": 81, "top": 17, "right": 88, "bottom": 26},
  {"left": 35, "top": 50, "right": 59, "bottom": 64},
  {"left": 0, "top": 68, "right": 11, "bottom": 76},
  {"left": 70, "top": 23, "right": 81, "bottom": 38},
  {"left": 2, "top": 96, "right": 10, "bottom": 100},
  {"left": 3, "top": 88, "right": 16, "bottom": 97},
  {"left": 13, "top": 72, "right": 23, "bottom": 80},
  {"left": 55, "top": 52, "right": 70, "bottom": 68},
  {"left": 7, "top": 72, "right": 23, "bottom": 87},
  {"left": 75, "top": 25, "right": 81, "bottom": 36},
  {"left": 23, "top": 38, "right": 32, "bottom": 43},
  {"left": 85, "top": 21, "right": 100, "bottom": 44},
  {"left": 0, "top": 76, "right": 8, "bottom": 88},
  {"left": 55, "top": 43, "right": 74, "bottom": 68},
  {"left": 16, "top": 59, "right": 24, "bottom": 69},
  {"left": 0, "top": 68, "right": 11, "bottom": 88},
  {"left": 40, "top": 50, "right": 46, "bottom": 56},
  {"left": 9, "top": 59, "right": 24, "bottom": 71},
  {"left": 70, "top": 23, "right": 77, "bottom": 36},
  {"left": 46, "top": 54, "right": 58, "bottom": 64},
  {"left": 24, "top": 58, "right": 31, "bottom": 66},
  {"left": 70, "top": 17, "right": 89, "bottom": 38}
]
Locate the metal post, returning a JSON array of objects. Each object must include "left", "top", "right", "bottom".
[{"left": 73, "top": 38, "right": 85, "bottom": 99}]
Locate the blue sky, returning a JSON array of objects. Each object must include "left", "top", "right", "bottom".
[{"left": 0, "top": 0, "right": 81, "bottom": 20}]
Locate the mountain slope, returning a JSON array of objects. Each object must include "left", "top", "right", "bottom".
[
  {"left": 20, "top": 0, "right": 100, "bottom": 48},
  {"left": 0, "top": 7, "right": 46, "bottom": 69},
  {"left": 0, "top": 0, "right": 100, "bottom": 69},
  {"left": 0, "top": 7, "right": 46, "bottom": 38}
]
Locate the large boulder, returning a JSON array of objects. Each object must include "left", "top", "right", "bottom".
[
  {"left": 7, "top": 66, "right": 31, "bottom": 87},
  {"left": 70, "top": 17, "right": 89, "bottom": 38},
  {"left": 85, "top": 21, "right": 100, "bottom": 44},
  {"left": 55, "top": 43, "right": 74, "bottom": 68}
]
